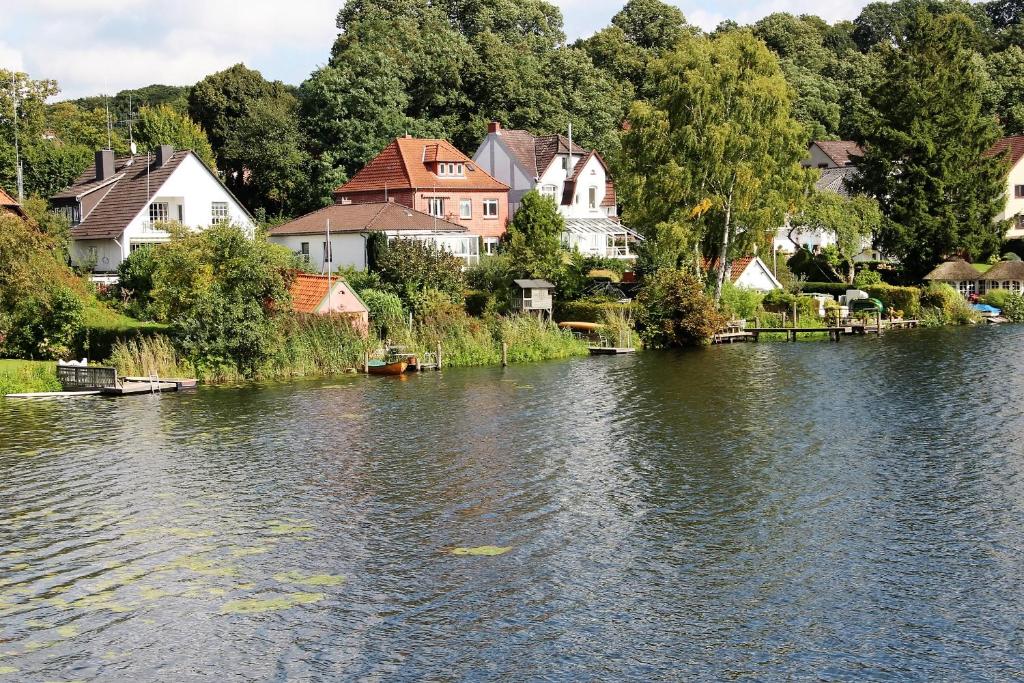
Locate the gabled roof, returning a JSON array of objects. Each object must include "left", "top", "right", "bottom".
[
  {"left": 336, "top": 137, "right": 508, "bottom": 195},
  {"left": 703, "top": 256, "right": 780, "bottom": 288},
  {"left": 561, "top": 150, "right": 615, "bottom": 206},
  {"left": 0, "top": 187, "right": 26, "bottom": 218},
  {"left": 986, "top": 135, "right": 1024, "bottom": 168},
  {"left": 267, "top": 202, "right": 467, "bottom": 236},
  {"left": 812, "top": 140, "right": 863, "bottom": 167},
  {"left": 981, "top": 259, "right": 1024, "bottom": 281},
  {"left": 492, "top": 128, "right": 588, "bottom": 180},
  {"left": 289, "top": 273, "right": 368, "bottom": 315},
  {"left": 52, "top": 150, "right": 249, "bottom": 240},
  {"left": 923, "top": 259, "right": 984, "bottom": 281}
]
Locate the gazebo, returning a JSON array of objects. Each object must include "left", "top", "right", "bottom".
[
  {"left": 981, "top": 259, "right": 1024, "bottom": 295},
  {"left": 923, "top": 259, "right": 983, "bottom": 297}
]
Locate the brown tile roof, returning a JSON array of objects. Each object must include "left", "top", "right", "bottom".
[
  {"left": 986, "top": 135, "right": 1024, "bottom": 167},
  {"left": 0, "top": 187, "right": 26, "bottom": 217},
  {"left": 290, "top": 273, "right": 353, "bottom": 314},
  {"left": 702, "top": 255, "right": 755, "bottom": 283},
  {"left": 534, "top": 133, "right": 588, "bottom": 178},
  {"left": 923, "top": 259, "right": 983, "bottom": 281},
  {"left": 336, "top": 137, "right": 508, "bottom": 195},
  {"left": 268, "top": 201, "right": 467, "bottom": 236},
  {"left": 493, "top": 129, "right": 588, "bottom": 179},
  {"left": 981, "top": 259, "right": 1024, "bottom": 281},
  {"left": 813, "top": 140, "right": 863, "bottom": 167}
]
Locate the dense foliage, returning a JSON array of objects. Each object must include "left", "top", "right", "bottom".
[
  {"left": 635, "top": 269, "right": 725, "bottom": 347},
  {"left": 372, "top": 238, "right": 466, "bottom": 314},
  {"left": 505, "top": 191, "right": 566, "bottom": 283}
]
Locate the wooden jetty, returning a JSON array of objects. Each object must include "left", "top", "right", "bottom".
[
  {"left": 52, "top": 365, "right": 196, "bottom": 397},
  {"left": 588, "top": 346, "right": 637, "bottom": 355},
  {"left": 712, "top": 317, "right": 921, "bottom": 344}
]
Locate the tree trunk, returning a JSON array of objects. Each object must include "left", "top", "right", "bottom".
[
  {"left": 847, "top": 260, "right": 855, "bottom": 285},
  {"left": 714, "top": 182, "right": 735, "bottom": 303}
]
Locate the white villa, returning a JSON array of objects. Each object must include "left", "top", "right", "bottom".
[
  {"left": 988, "top": 135, "right": 1024, "bottom": 239},
  {"left": 267, "top": 201, "right": 478, "bottom": 271},
  {"left": 472, "top": 122, "right": 642, "bottom": 260},
  {"left": 52, "top": 146, "right": 252, "bottom": 279}
]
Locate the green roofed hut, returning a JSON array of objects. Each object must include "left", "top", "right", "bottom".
[
  {"left": 512, "top": 279, "right": 555, "bottom": 320},
  {"left": 923, "top": 259, "right": 985, "bottom": 297}
]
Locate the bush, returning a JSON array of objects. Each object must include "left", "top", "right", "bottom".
[
  {"left": 554, "top": 298, "right": 635, "bottom": 323},
  {"left": 981, "top": 289, "right": 1014, "bottom": 309},
  {"left": 115, "top": 245, "right": 159, "bottom": 319},
  {"left": 0, "top": 360, "right": 61, "bottom": 395},
  {"left": 920, "top": 283, "right": 980, "bottom": 325},
  {"left": 373, "top": 238, "right": 466, "bottom": 313},
  {"left": 863, "top": 284, "right": 922, "bottom": 318},
  {"left": 359, "top": 288, "right": 405, "bottom": 339},
  {"left": 1001, "top": 294, "right": 1024, "bottom": 322},
  {"left": 1, "top": 285, "right": 84, "bottom": 359},
  {"left": 719, "top": 282, "right": 763, "bottom": 319},
  {"left": 853, "top": 269, "right": 882, "bottom": 287},
  {"left": 635, "top": 269, "right": 725, "bottom": 347}
]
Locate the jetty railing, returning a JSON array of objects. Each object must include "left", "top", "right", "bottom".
[{"left": 57, "top": 365, "right": 118, "bottom": 390}]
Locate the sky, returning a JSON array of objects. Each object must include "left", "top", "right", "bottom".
[{"left": 1, "top": 0, "right": 871, "bottom": 100}]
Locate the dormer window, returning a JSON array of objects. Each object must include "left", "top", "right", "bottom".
[
  {"left": 438, "top": 162, "right": 464, "bottom": 177},
  {"left": 541, "top": 184, "right": 558, "bottom": 200}
]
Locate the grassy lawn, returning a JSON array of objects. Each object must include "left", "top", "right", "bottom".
[{"left": 0, "top": 359, "right": 61, "bottom": 396}]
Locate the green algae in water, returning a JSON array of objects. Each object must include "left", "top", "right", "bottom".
[
  {"left": 0, "top": 667, "right": 19, "bottom": 675},
  {"left": 158, "top": 555, "right": 239, "bottom": 577},
  {"left": 159, "top": 527, "right": 214, "bottom": 540},
  {"left": 272, "top": 570, "right": 345, "bottom": 587},
  {"left": 139, "top": 587, "right": 169, "bottom": 601},
  {"left": 56, "top": 625, "right": 78, "bottom": 638},
  {"left": 219, "top": 592, "right": 325, "bottom": 614},
  {"left": 450, "top": 545, "right": 512, "bottom": 556},
  {"left": 265, "top": 520, "right": 314, "bottom": 535},
  {"left": 70, "top": 594, "right": 132, "bottom": 613}
]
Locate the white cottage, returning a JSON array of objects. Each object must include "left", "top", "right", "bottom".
[
  {"left": 706, "top": 256, "right": 783, "bottom": 292},
  {"left": 267, "top": 201, "right": 478, "bottom": 271},
  {"left": 53, "top": 146, "right": 252, "bottom": 279},
  {"left": 472, "top": 122, "right": 641, "bottom": 259}
]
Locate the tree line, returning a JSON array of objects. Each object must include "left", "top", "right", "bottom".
[{"left": 1, "top": 0, "right": 1022, "bottom": 281}]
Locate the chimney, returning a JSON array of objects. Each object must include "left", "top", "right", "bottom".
[
  {"left": 488, "top": 121, "right": 501, "bottom": 134},
  {"left": 155, "top": 144, "right": 174, "bottom": 167},
  {"left": 95, "top": 150, "right": 115, "bottom": 181},
  {"left": 403, "top": 134, "right": 412, "bottom": 139}
]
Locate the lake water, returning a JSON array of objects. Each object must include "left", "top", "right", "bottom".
[{"left": 2, "top": 326, "right": 1024, "bottom": 680}]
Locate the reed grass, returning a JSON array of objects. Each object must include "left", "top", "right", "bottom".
[{"left": 0, "top": 359, "right": 61, "bottom": 395}]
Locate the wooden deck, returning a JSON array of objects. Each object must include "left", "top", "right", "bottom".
[
  {"left": 713, "top": 318, "right": 922, "bottom": 344},
  {"left": 101, "top": 381, "right": 179, "bottom": 396},
  {"left": 588, "top": 346, "right": 637, "bottom": 355}
]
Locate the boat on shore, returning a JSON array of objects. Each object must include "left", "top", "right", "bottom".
[{"left": 367, "top": 358, "right": 408, "bottom": 375}]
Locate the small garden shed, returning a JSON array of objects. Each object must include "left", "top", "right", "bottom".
[{"left": 512, "top": 279, "right": 555, "bottom": 319}]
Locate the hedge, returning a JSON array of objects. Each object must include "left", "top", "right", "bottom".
[
  {"left": 801, "top": 282, "right": 922, "bottom": 317},
  {"left": 554, "top": 300, "right": 635, "bottom": 323}
]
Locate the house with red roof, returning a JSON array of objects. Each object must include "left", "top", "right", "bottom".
[
  {"left": 987, "top": 135, "right": 1024, "bottom": 239},
  {"left": 803, "top": 141, "right": 863, "bottom": 169},
  {"left": 0, "top": 187, "right": 27, "bottom": 219},
  {"left": 703, "top": 256, "right": 782, "bottom": 292},
  {"left": 288, "top": 273, "right": 369, "bottom": 333},
  {"left": 332, "top": 135, "right": 509, "bottom": 253},
  {"left": 473, "top": 122, "right": 641, "bottom": 259}
]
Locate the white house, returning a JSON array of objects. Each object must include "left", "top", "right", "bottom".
[
  {"left": 707, "top": 256, "right": 783, "bottom": 292},
  {"left": 987, "top": 135, "right": 1024, "bottom": 239},
  {"left": 472, "top": 122, "right": 642, "bottom": 259},
  {"left": 52, "top": 146, "right": 252, "bottom": 279},
  {"left": 802, "top": 140, "right": 862, "bottom": 169},
  {"left": 267, "top": 201, "right": 478, "bottom": 271}
]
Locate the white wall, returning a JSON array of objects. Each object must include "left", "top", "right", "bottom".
[
  {"left": 271, "top": 233, "right": 368, "bottom": 272},
  {"left": 473, "top": 134, "right": 534, "bottom": 207},
  {"left": 537, "top": 153, "right": 610, "bottom": 219},
  {"left": 999, "top": 158, "right": 1024, "bottom": 239},
  {"left": 71, "top": 238, "right": 123, "bottom": 272},
  {"left": 734, "top": 258, "right": 782, "bottom": 291},
  {"left": 805, "top": 144, "right": 838, "bottom": 169}
]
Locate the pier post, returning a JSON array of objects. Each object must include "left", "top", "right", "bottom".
[
  {"left": 437, "top": 342, "right": 443, "bottom": 370},
  {"left": 363, "top": 351, "right": 369, "bottom": 374},
  {"left": 502, "top": 342, "right": 508, "bottom": 367},
  {"left": 792, "top": 302, "right": 798, "bottom": 328}
]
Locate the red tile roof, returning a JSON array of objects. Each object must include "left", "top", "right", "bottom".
[
  {"left": 986, "top": 135, "right": 1024, "bottom": 167},
  {"left": 812, "top": 140, "right": 863, "bottom": 167},
  {"left": 336, "top": 137, "right": 508, "bottom": 195},
  {"left": 290, "top": 273, "right": 335, "bottom": 314},
  {"left": 702, "top": 256, "right": 755, "bottom": 283},
  {"left": 0, "top": 187, "right": 26, "bottom": 218},
  {"left": 267, "top": 201, "right": 467, "bottom": 236}
]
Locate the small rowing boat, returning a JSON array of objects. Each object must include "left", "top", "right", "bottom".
[{"left": 367, "top": 359, "right": 408, "bottom": 375}]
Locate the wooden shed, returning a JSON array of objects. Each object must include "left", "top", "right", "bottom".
[{"left": 512, "top": 279, "right": 555, "bottom": 319}]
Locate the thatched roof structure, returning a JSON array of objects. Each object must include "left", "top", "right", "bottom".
[
  {"left": 923, "top": 259, "right": 983, "bottom": 281},
  {"left": 982, "top": 260, "right": 1024, "bottom": 281}
]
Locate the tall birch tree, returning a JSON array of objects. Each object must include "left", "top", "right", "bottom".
[{"left": 618, "top": 31, "right": 810, "bottom": 300}]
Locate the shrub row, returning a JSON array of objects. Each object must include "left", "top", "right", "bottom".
[
  {"left": 554, "top": 299, "right": 635, "bottom": 323},
  {"left": 800, "top": 282, "right": 922, "bottom": 317}
]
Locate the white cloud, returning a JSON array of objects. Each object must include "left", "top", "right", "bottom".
[{"left": 0, "top": 41, "right": 25, "bottom": 72}]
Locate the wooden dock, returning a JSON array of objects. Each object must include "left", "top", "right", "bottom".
[
  {"left": 588, "top": 346, "right": 637, "bottom": 355},
  {"left": 712, "top": 318, "right": 922, "bottom": 344}
]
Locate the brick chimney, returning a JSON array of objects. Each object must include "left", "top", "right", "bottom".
[
  {"left": 95, "top": 150, "right": 115, "bottom": 181},
  {"left": 488, "top": 121, "right": 501, "bottom": 134},
  {"left": 155, "top": 144, "right": 174, "bottom": 167}
]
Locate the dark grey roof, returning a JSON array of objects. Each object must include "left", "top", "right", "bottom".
[
  {"left": 815, "top": 166, "right": 858, "bottom": 197},
  {"left": 514, "top": 279, "right": 554, "bottom": 289}
]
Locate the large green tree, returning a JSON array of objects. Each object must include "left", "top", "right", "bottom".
[
  {"left": 851, "top": 10, "right": 1008, "bottom": 278},
  {"left": 134, "top": 104, "right": 217, "bottom": 169},
  {"left": 619, "top": 31, "right": 810, "bottom": 300},
  {"left": 789, "top": 191, "right": 882, "bottom": 282},
  {"left": 505, "top": 190, "right": 566, "bottom": 283}
]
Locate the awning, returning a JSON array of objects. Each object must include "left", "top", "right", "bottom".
[{"left": 563, "top": 217, "right": 643, "bottom": 239}]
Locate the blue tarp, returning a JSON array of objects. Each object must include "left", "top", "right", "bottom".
[{"left": 972, "top": 303, "right": 1001, "bottom": 315}]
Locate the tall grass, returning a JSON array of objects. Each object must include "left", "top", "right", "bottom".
[
  {"left": 272, "top": 314, "right": 372, "bottom": 377},
  {"left": 108, "top": 335, "right": 193, "bottom": 378},
  {"left": 0, "top": 359, "right": 61, "bottom": 395}
]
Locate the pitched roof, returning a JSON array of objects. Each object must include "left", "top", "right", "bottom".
[
  {"left": 812, "top": 140, "right": 863, "bottom": 167},
  {"left": 289, "top": 273, "right": 369, "bottom": 315},
  {"left": 514, "top": 279, "right": 554, "bottom": 289},
  {"left": 267, "top": 202, "right": 467, "bottom": 236},
  {"left": 702, "top": 256, "right": 756, "bottom": 283},
  {"left": 981, "top": 259, "right": 1024, "bottom": 281},
  {"left": 923, "top": 259, "right": 984, "bottom": 281},
  {"left": 336, "top": 137, "right": 508, "bottom": 195},
  {"left": 986, "top": 135, "right": 1024, "bottom": 167},
  {"left": 0, "top": 187, "right": 26, "bottom": 217},
  {"left": 493, "top": 129, "right": 588, "bottom": 180}
]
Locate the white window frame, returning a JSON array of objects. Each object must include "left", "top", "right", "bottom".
[
  {"left": 459, "top": 199, "right": 472, "bottom": 219},
  {"left": 541, "top": 184, "right": 558, "bottom": 201},
  {"left": 211, "top": 201, "right": 229, "bottom": 225},
  {"left": 427, "top": 197, "right": 445, "bottom": 217},
  {"left": 588, "top": 186, "right": 597, "bottom": 209},
  {"left": 149, "top": 202, "right": 168, "bottom": 223},
  {"left": 482, "top": 199, "right": 498, "bottom": 218},
  {"left": 483, "top": 237, "right": 500, "bottom": 255},
  {"left": 300, "top": 242, "right": 310, "bottom": 263}
]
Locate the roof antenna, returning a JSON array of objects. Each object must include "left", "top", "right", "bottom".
[{"left": 105, "top": 90, "right": 112, "bottom": 150}]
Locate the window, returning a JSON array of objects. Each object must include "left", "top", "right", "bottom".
[
  {"left": 149, "top": 202, "right": 168, "bottom": 223},
  {"left": 541, "top": 184, "right": 558, "bottom": 201},
  {"left": 130, "top": 243, "right": 147, "bottom": 253},
  {"left": 482, "top": 199, "right": 498, "bottom": 218},
  {"left": 483, "top": 237, "right": 499, "bottom": 255},
  {"left": 55, "top": 204, "right": 80, "bottom": 225},
  {"left": 1004, "top": 281, "right": 1011, "bottom": 290},
  {"left": 561, "top": 156, "right": 569, "bottom": 171},
  {"left": 323, "top": 241, "right": 332, "bottom": 263},
  {"left": 1015, "top": 281, "right": 1022, "bottom": 294},
  {"left": 177, "top": 205, "right": 184, "bottom": 222},
  {"left": 1016, "top": 185, "right": 1024, "bottom": 198},
  {"left": 957, "top": 281, "right": 976, "bottom": 297},
  {"left": 588, "top": 186, "right": 597, "bottom": 209},
  {"left": 211, "top": 201, "right": 229, "bottom": 224},
  {"left": 300, "top": 242, "right": 310, "bottom": 263},
  {"left": 437, "top": 162, "right": 464, "bottom": 177},
  {"left": 427, "top": 197, "right": 445, "bottom": 217},
  {"left": 1016, "top": 214, "right": 1024, "bottom": 229},
  {"left": 459, "top": 199, "right": 472, "bottom": 219},
  {"left": 978, "top": 279, "right": 987, "bottom": 295}
]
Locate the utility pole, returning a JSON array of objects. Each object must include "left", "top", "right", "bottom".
[{"left": 11, "top": 74, "right": 24, "bottom": 201}]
